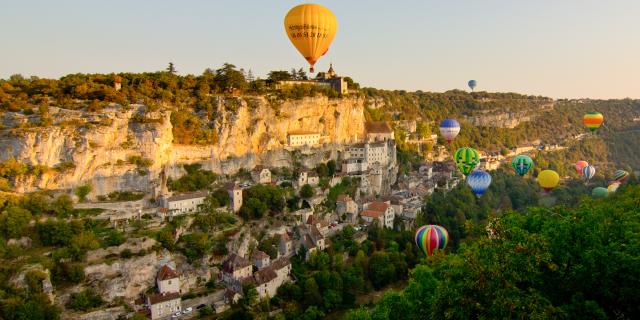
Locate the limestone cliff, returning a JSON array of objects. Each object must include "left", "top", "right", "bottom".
[{"left": 0, "top": 96, "right": 366, "bottom": 195}]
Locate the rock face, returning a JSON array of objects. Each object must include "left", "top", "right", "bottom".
[
  {"left": 463, "top": 103, "right": 554, "bottom": 128},
  {"left": 0, "top": 96, "right": 366, "bottom": 195}
]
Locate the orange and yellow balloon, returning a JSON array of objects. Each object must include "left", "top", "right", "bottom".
[
  {"left": 284, "top": 4, "right": 337, "bottom": 73},
  {"left": 583, "top": 112, "right": 604, "bottom": 132}
]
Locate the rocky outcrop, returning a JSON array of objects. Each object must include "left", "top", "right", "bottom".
[
  {"left": 0, "top": 96, "right": 366, "bottom": 195},
  {"left": 463, "top": 103, "right": 554, "bottom": 128}
]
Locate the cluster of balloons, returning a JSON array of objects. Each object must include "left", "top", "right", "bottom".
[{"left": 415, "top": 225, "right": 449, "bottom": 256}]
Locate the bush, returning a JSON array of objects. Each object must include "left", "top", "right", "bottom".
[
  {"left": 75, "top": 184, "right": 92, "bottom": 202},
  {"left": 66, "top": 289, "right": 104, "bottom": 311},
  {"left": 120, "top": 249, "right": 132, "bottom": 259}
]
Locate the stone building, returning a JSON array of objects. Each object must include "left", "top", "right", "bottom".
[
  {"left": 253, "top": 257, "right": 292, "bottom": 299},
  {"left": 221, "top": 254, "right": 252, "bottom": 293},
  {"left": 361, "top": 201, "right": 395, "bottom": 229},
  {"left": 298, "top": 170, "right": 319, "bottom": 188},
  {"left": 336, "top": 194, "right": 358, "bottom": 220},
  {"left": 278, "top": 232, "right": 294, "bottom": 257},
  {"left": 287, "top": 131, "right": 321, "bottom": 147},
  {"left": 251, "top": 166, "right": 272, "bottom": 184},
  {"left": 252, "top": 250, "right": 270, "bottom": 269},
  {"left": 276, "top": 64, "right": 349, "bottom": 95},
  {"left": 226, "top": 183, "right": 243, "bottom": 213},
  {"left": 146, "top": 265, "right": 182, "bottom": 320},
  {"left": 157, "top": 265, "right": 180, "bottom": 294},
  {"left": 365, "top": 121, "right": 395, "bottom": 142},
  {"left": 159, "top": 191, "right": 208, "bottom": 217}
]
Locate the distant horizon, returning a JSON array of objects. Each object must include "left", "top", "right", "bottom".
[{"left": 1, "top": 0, "right": 638, "bottom": 100}]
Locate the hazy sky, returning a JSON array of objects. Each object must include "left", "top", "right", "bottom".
[{"left": 1, "top": 0, "right": 638, "bottom": 99}]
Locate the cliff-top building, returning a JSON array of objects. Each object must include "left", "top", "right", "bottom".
[
  {"left": 288, "top": 131, "right": 321, "bottom": 147},
  {"left": 275, "top": 64, "right": 348, "bottom": 95},
  {"left": 365, "top": 121, "right": 394, "bottom": 142}
]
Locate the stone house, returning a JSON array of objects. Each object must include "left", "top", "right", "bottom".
[
  {"left": 361, "top": 201, "right": 395, "bottom": 229},
  {"left": 298, "top": 170, "right": 320, "bottom": 188},
  {"left": 365, "top": 121, "right": 394, "bottom": 142},
  {"left": 252, "top": 250, "right": 270, "bottom": 269},
  {"left": 157, "top": 265, "right": 180, "bottom": 294},
  {"left": 278, "top": 232, "right": 294, "bottom": 257},
  {"left": 159, "top": 190, "right": 208, "bottom": 217},
  {"left": 336, "top": 194, "right": 358, "bottom": 219},
  {"left": 250, "top": 166, "right": 272, "bottom": 184},
  {"left": 221, "top": 254, "right": 252, "bottom": 293},
  {"left": 147, "top": 292, "right": 181, "bottom": 320},
  {"left": 301, "top": 225, "right": 326, "bottom": 260},
  {"left": 288, "top": 131, "right": 321, "bottom": 147},
  {"left": 226, "top": 183, "right": 243, "bottom": 213},
  {"left": 253, "top": 257, "right": 292, "bottom": 299}
]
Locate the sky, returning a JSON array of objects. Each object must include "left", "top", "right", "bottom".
[{"left": 0, "top": 0, "right": 639, "bottom": 99}]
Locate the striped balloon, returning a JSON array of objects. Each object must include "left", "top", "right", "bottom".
[
  {"left": 512, "top": 155, "right": 533, "bottom": 176},
  {"left": 575, "top": 160, "right": 589, "bottom": 175},
  {"left": 439, "top": 119, "right": 461, "bottom": 143},
  {"left": 608, "top": 182, "right": 621, "bottom": 193},
  {"left": 467, "top": 170, "right": 492, "bottom": 197},
  {"left": 415, "top": 225, "right": 449, "bottom": 256},
  {"left": 454, "top": 147, "right": 480, "bottom": 176},
  {"left": 582, "top": 165, "right": 596, "bottom": 181},
  {"left": 583, "top": 112, "right": 604, "bottom": 132},
  {"left": 613, "top": 170, "right": 629, "bottom": 184}
]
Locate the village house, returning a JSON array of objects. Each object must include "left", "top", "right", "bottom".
[
  {"left": 226, "top": 183, "right": 243, "bottom": 213},
  {"left": 365, "top": 121, "right": 395, "bottom": 142},
  {"left": 278, "top": 232, "right": 294, "bottom": 257},
  {"left": 361, "top": 201, "right": 395, "bottom": 229},
  {"left": 251, "top": 166, "right": 272, "bottom": 184},
  {"left": 306, "top": 215, "right": 329, "bottom": 236},
  {"left": 288, "top": 131, "right": 321, "bottom": 147},
  {"left": 146, "top": 265, "right": 182, "bottom": 320},
  {"left": 253, "top": 257, "right": 292, "bottom": 299},
  {"left": 221, "top": 254, "right": 253, "bottom": 293},
  {"left": 159, "top": 190, "right": 208, "bottom": 217},
  {"left": 298, "top": 170, "right": 320, "bottom": 188},
  {"left": 300, "top": 224, "right": 327, "bottom": 260},
  {"left": 336, "top": 194, "right": 358, "bottom": 221},
  {"left": 252, "top": 250, "right": 270, "bottom": 269}
]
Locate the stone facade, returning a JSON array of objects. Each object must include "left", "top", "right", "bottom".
[
  {"left": 160, "top": 190, "right": 207, "bottom": 216},
  {"left": 250, "top": 167, "right": 272, "bottom": 184},
  {"left": 288, "top": 131, "right": 321, "bottom": 147},
  {"left": 362, "top": 201, "right": 395, "bottom": 229},
  {"left": 226, "top": 183, "right": 243, "bottom": 213}
]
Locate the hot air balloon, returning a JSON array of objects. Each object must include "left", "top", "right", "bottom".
[
  {"left": 415, "top": 225, "right": 449, "bottom": 256},
  {"left": 613, "top": 169, "right": 630, "bottom": 184},
  {"left": 537, "top": 170, "right": 560, "bottom": 192},
  {"left": 583, "top": 112, "right": 604, "bottom": 132},
  {"left": 512, "top": 155, "right": 533, "bottom": 176},
  {"left": 439, "top": 119, "right": 460, "bottom": 144},
  {"left": 582, "top": 165, "right": 596, "bottom": 182},
  {"left": 575, "top": 160, "right": 589, "bottom": 175},
  {"left": 608, "top": 182, "right": 621, "bottom": 193},
  {"left": 467, "top": 170, "right": 492, "bottom": 197},
  {"left": 468, "top": 80, "right": 477, "bottom": 91},
  {"left": 284, "top": 4, "right": 338, "bottom": 73},
  {"left": 592, "top": 187, "right": 609, "bottom": 199},
  {"left": 454, "top": 147, "right": 480, "bottom": 176}
]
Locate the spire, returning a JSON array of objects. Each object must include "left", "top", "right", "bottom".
[{"left": 327, "top": 63, "right": 335, "bottom": 77}]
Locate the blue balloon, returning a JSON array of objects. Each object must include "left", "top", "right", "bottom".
[
  {"left": 466, "top": 170, "right": 492, "bottom": 197},
  {"left": 468, "top": 80, "right": 477, "bottom": 90}
]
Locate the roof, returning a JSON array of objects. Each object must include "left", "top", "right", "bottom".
[
  {"left": 306, "top": 215, "right": 318, "bottom": 225},
  {"left": 361, "top": 209, "right": 382, "bottom": 219},
  {"left": 158, "top": 207, "right": 169, "bottom": 213},
  {"left": 279, "top": 232, "right": 291, "bottom": 242},
  {"left": 222, "top": 254, "right": 252, "bottom": 273},
  {"left": 157, "top": 265, "right": 179, "bottom": 281},
  {"left": 254, "top": 268, "right": 278, "bottom": 285},
  {"left": 288, "top": 130, "right": 320, "bottom": 136},
  {"left": 225, "top": 182, "right": 241, "bottom": 191},
  {"left": 252, "top": 250, "right": 270, "bottom": 260},
  {"left": 365, "top": 121, "right": 393, "bottom": 134},
  {"left": 270, "top": 257, "right": 291, "bottom": 271},
  {"left": 310, "top": 225, "right": 324, "bottom": 240},
  {"left": 336, "top": 194, "right": 352, "bottom": 202},
  {"left": 367, "top": 201, "right": 390, "bottom": 212},
  {"left": 147, "top": 292, "right": 180, "bottom": 305},
  {"left": 304, "top": 235, "right": 317, "bottom": 249},
  {"left": 251, "top": 166, "right": 269, "bottom": 173},
  {"left": 167, "top": 190, "right": 208, "bottom": 202}
]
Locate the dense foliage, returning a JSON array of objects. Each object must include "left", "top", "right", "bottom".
[{"left": 346, "top": 184, "right": 640, "bottom": 320}]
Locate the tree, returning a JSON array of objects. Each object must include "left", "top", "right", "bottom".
[
  {"left": 166, "top": 62, "right": 177, "bottom": 74},
  {"left": 239, "top": 284, "right": 258, "bottom": 307},
  {"left": 303, "top": 278, "right": 322, "bottom": 307},
  {"left": 51, "top": 195, "right": 73, "bottom": 218},
  {"left": 267, "top": 70, "right": 292, "bottom": 83},
  {"left": 327, "top": 160, "right": 337, "bottom": 176},
  {"left": 239, "top": 198, "right": 268, "bottom": 220},
  {"left": 0, "top": 206, "right": 32, "bottom": 238},
  {"left": 74, "top": 184, "right": 92, "bottom": 202},
  {"left": 215, "top": 63, "right": 247, "bottom": 92},
  {"left": 66, "top": 289, "right": 104, "bottom": 311},
  {"left": 300, "top": 184, "right": 314, "bottom": 199},
  {"left": 368, "top": 252, "right": 396, "bottom": 289}
]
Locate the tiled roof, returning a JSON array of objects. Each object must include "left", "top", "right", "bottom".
[
  {"left": 336, "top": 194, "right": 352, "bottom": 202},
  {"left": 279, "top": 232, "right": 291, "bottom": 242},
  {"left": 222, "top": 254, "right": 251, "bottom": 273},
  {"left": 365, "top": 121, "right": 393, "bottom": 133},
  {"left": 288, "top": 130, "right": 319, "bottom": 135},
  {"left": 254, "top": 268, "right": 278, "bottom": 285},
  {"left": 361, "top": 209, "right": 382, "bottom": 219},
  {"left": 157, "top": 265, "right": 179, "bottom": 281},
  {"left": 147, "top": 292, "right": 180, "bottom": 304},
  {"left": 225, "top": 182, "right": 241, "bottom": 191},
  {"left": 167, "top": 190, "right": 208, "bottom": 202},
  {"left": 270, "top": 257, "right": 291, "bottom": 271},
  {"left": 251, "top": 250, "right": 270, "bottom": 260},
  {"left": 367, "top": 201, "right": 389, "bottom": 212}
]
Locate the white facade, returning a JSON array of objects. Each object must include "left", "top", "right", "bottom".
[
  {"left": 362, "top": 201, "right": 396, "bottom": 229},
  {"left": 251, "top": 168, "right": 272, "bottom": 184},
  {"left": 342, "top": 158, "right": 368, "bottom": 174},
  {"left": 298, "top": 171, "right": 319, "bottom": 188},
  {"left": 226, "top": 184, "right": 243, "bottom": 213},
  {"left": 288, "top": 132, "right": 321, "bottom": 147},
  {"left": 148, "top": 294, "right": 181, "bottom": 320},
  {"left": 162, "top": 191, "right": 208, "bottom": 216}
]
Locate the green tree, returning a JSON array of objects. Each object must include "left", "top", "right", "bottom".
[
  {"left": 300, "top": 184, "right": 314, "bottom": 199},
  {"left": 51, "top": 195, "right": 73, "bottom": 218},
  {"left": 66, "top": 289, "right": 104, "bottom": 311},
  {"left": 0, "top": 206, "right": 32, "bottom": 238},
  {"left": 303, "top": 278, "right": 322, "bottom": 307},
  {"left": 74, "top": 184, "right": 92, "bottom": 202}
]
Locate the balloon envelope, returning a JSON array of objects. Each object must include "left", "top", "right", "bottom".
[
  {"left": 415, "top": 225, "right": 449, "bottom": 256},
  {"left": 512, "top": 155, "right": 534, "bottom": 176},
  {"left": 467, "top": 170, "right": 492, "bottom": 197},
  {"left": 613, "top": 170, "right": 629, "bottom": 184},
  {"left": 284, "top": 4, "right": 338, "bottom": 72},
  {"left": 468, "top": 80, "right": 477, "bottom": 90},
  {"left": 575, "top": 161, "right": 589, "bottom": 175},
  {"left": 582, "top": 165, "right": 596, "bottom": 181},
  {"left": 583, "top": 112, "right": 604, "bottom": 132},
  {"left": 538, "top": 170, "right": 560, "bottom": 191},
  {"left": 608, "top": 182, "right": 621, "bottom": 193},
  {"left": 454, "top": 147, "right": 480, "bottom": 176},
  {"left": 439, "top": 119, "right": 460, "bottom": 143},
  {"left": 592, "top": 187, "right": 609, "bottom": 198}
]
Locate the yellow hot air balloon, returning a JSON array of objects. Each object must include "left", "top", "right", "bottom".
[
  {"left": 284, "top": 3, "right": 337, "bottom": 73},
  {"left": 537, "top": 170, "right": 560, "bottom": 192}
]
